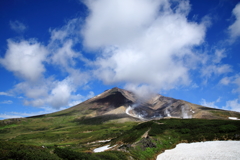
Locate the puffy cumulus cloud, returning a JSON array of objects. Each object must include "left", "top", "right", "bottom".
[
  {"left": 224, "top": 99, "right": 240, "bottom": 112},
  {"left": 47, "top": 79, "right": 72, "bottom": 108},
  {"left": 0, "top": 40, "right": 48, "bottom": 82},
  {"left": 9, "top": 20, "right": 27, "bottom": 33},
  {"left": 14, "top": 80, "right": 50, "bottom": 99},
  {"left": 0, "top": 18, "right": 91, "bottom": 109},
  {"left": 46, "top": 79, "right": 94, "bottom": 108},
  {"left": 229, "top": 3, "right": 240, "bottom": 40},
  {"left": 82, "top": 0, "right": 206, "bottom": 96},
  {"left": 82, "top": 0, "right": 162, "bottom": 48},
  {"left": 21, "top": 79, "right": 73, "bottom": 109},
  {"left": 21, "top": 77, "right": 93, "bottom": 109}
]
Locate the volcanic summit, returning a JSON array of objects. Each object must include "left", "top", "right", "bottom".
[{"left": 50, "top": 87, "right": 240, "bottom": 121}]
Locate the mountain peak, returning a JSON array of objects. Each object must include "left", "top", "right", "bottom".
[{"left": 51, "top": 87, "right": 240, "bottom": 121}]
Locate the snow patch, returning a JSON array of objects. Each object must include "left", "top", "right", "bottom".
[
  {"left": 157, "top": 141, "right": 240, "bottom": 160},
  {"left": 228, "top": 117, "right": 239, "bottom": 120},
  {"left": 97, "top": 139, "right": 111, "bottom": 143},
  {"left": 93, "top": 145, "right": 116, "bottom": 153}
]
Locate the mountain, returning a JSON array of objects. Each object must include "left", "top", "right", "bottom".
[
  {"left": 1, "top": 87, "right": 240, "bottom": 160},
  {"left": 49, "top": 87, "right": 240, "bottom": 121}
]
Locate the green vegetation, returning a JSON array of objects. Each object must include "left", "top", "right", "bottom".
[
  {"left": 0, "top": 116, "right": 240, "bottom": 160},
  {"left": 0, "top": 124, "right": 18, "bottom": 129},
  {"left": 0, "top": 141, "right": 128, "bottom": 160},
  {"left": 210, "top": 110, "right": 240, "bottom": 119},
  {"left": 54, "top": 148, "right": 128, "bottom": 160},
  {"left": 112, "top": 119, "right": 240, "bottom": 160},
  {"left": 0, "top": 141, "right": 60, "bottom": 160}
]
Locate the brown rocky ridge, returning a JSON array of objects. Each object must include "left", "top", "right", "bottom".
[{"left": 49, "top": 87, "right": 240, "bottom": 121}]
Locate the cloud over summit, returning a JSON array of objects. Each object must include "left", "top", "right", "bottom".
[{"left": 82, "top": 0, "right": 206, "bottom": 94}]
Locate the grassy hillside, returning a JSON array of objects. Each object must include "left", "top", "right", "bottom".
[
  {"left": 112, "top": 118, "right": 240, "bottom": 159},
  {"left": 1, "top": 116, "right": 240, "bottom": 160}
]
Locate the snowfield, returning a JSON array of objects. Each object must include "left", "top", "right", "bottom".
[
  {"left": 93, "top": 145, "right": 111, "bottom": 153},
  {"left": 157, "top": 141, "right": 240, "bottom": 160},
  {"left": 228, "top": 117, "right": 240, "bottom": 120},
  {"left": 93, "top": 145, "right": 116, "bottom": 153}
]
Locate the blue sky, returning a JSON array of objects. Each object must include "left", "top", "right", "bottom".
[{"left": 0, "top": 0, "right": 240, "bottom": 120}]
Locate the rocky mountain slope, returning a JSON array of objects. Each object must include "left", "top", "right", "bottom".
[{"left": 50, "top": 87, "right": 240, "bottom": 121}]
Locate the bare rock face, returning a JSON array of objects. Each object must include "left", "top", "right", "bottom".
[
  {"left": 52, "top": 87, "right": 240, "bottom": 121},
  {"left": 126, "top": 94, "right": 193, "bottom": 119}
]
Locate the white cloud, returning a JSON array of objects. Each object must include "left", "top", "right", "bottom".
[
  {"left": 0, "top": 19, "right": 92, "bottom": 109},
  {"left": 50, "top": 40, "right": 79, "bottom": 71},
  {"left": 82, "top": 0, "right": 162, "bottom": 49},
  {"left": 14, "top": 81, "right": 49, "bottom": 99},
  {"left": 0, "top": 39, "right": 48, "bottom": 82},
  {"left": 9, "top": 20, "right": 27, "bottom": 33},
  {"left": 229, "top": 3, "right": 240, "bottom": 40},
  {"left": 0, "top": 92, "right": 12, "bottom": 96},
  {"left": 49, "top": 18, "right": 80, "bottom": 43},
  {"left": 20, "top": 76, "right": 92, "bottom": 109},
  {"left": 21, "top": 78, "right": 72, "bottom": 109},
  {"left": 232, "top": 75, "right": 240, "bottom": 93},
  {"left": 69, "top": 91, "right": 95, "bottom": 106},
  {"left": 82, "top": 0, "right": 207, "bottom": 95},
  {"left": 0, "top": 100, "right": 13, "bottom": 104},
  {"left": 213, "top": 50, "right": 226, "bottom": 64},
  {"left": 0, "top": 107, "right": 59, "bottom": 119},
  {"left": 191, "top": 83, "right": 199, "bottom": 89},
  {"left": 219, "top": 74, "right": 240, "bottom": 94},
  {"left": 202, "top": 64, "right": 232, "bottom": 77},
  {"left": 4, "top": 0, "right": 237, "bottom": 111},
  {"left": 48, "top": 79, "right": 72, "bottom": 108},
  {"left": 0, "top": 114, "right": 23, "bottom": 119},
  {"left": 220, "top": 76, "right": 231, "bottom": 85},
  {"left": 48, "top": 19, "right": 91, "bottom": 87},
  {"left": 225, "top": 99, "right": 240, "bottom": 112},
  {"left": 1, "top": 19, "right": 91, "bottom": 109},
  {"left": 200, "top": 98, "right": 219, "bottom": 108},
  {"left": 201, "top": 49, "right": 232, "bottom": 79}
]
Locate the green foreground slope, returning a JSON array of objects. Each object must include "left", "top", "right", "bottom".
[{"left": 1, "top": 116, "right": 240, "bottom": 160}]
